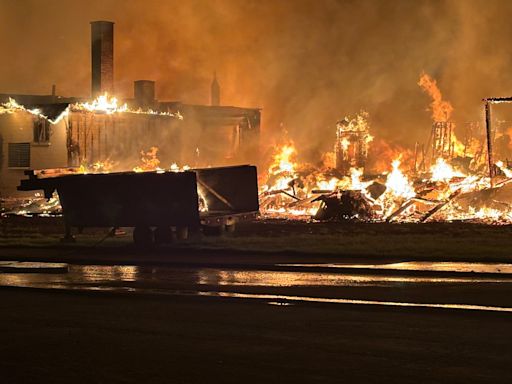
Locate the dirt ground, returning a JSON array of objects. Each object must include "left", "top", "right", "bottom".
[
  {"left": 0, "top": 288, "right": 511, "bottom": 384},
  {"left": 1, "top": 216, "right": 512, "bottom": 263}
]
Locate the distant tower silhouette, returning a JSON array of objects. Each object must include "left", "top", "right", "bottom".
[{"left": 211, "top": 72, "right": 220, "bottom": 106}]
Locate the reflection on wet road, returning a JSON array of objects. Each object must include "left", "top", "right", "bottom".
[
  {"left": 279, "top": 261, "right": 512, "bottom": 274},
  {"left": 2, "top": 263, "right": 512, "bottom": 312}
]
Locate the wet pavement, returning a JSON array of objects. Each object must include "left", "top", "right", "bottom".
[
  {"left": 2, "top": 261, "right": 512, "bottom": 312},
  {"left": 279, "top": 261, "right": 512, "bottom": 274}
]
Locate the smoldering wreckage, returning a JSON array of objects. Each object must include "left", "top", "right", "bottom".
[{"left": 2, "top": 21, "right": 512, "bottom": 244}]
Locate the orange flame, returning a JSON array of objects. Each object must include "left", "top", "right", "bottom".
[{"left": 418, "top": 73, "right": 454, "bottom": 122}]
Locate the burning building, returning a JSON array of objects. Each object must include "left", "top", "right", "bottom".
[
  {"left": 0, "top": 20, "right": 261, "bottom": 198},
  {"left": 0, "top": 100, "right": 70, "bottom": 196}
]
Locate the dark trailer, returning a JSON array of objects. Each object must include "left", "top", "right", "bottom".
[{"left": 18, "top": 165, "right": 259, "bottom": 245}]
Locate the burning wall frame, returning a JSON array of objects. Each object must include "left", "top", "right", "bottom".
[
  {"left": 66, "top": 111, "right": 182, "bottom": 168},
  {"left": 334, "top": 118, "right": 371, "bottom": 175}
]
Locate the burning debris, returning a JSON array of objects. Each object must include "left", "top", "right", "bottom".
[
  {"left": 334, "top": 112, "right": 373, "bottom": 175},
  {"left": 259, "top": 137, "right": 512, "bottom": 224},
  {"left": 1, "top": 193, "right": 62, "bottom": 217},
  {"left": 4, "top": 70, "right": 512, "bottom": 226},
  {"left": 258, "top": 73, "right": 512, "bottom": 224}
]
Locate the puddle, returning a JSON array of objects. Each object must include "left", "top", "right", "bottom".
[
  {"left": 0, "top": 265, "right": 509, "bottom": 291},
  {"left": 1, "top": 263, "right": 511, "bottom": 313},
  {"left": 0, "top": 261, "right": 68, "bottom": 273}
]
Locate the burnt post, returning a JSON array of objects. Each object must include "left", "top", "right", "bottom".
[
  {"left": 485, "top": 101, "right": 494, "bottom": 184},
  {"left": 482, "top": 97, "right": 512, "bottom": 185}
]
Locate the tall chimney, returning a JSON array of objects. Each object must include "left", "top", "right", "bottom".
[{"left": 91, "top": 21, "right": 114, "bottom": 98}]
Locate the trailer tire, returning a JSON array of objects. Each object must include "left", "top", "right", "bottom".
[
  {"left": 176, "top": 226, "right": 189, "bottom": 240},
  {"left": 133, "top": 226, "right": 154, "bottom": 247},
  {"left": 225, "top": 222, "right": 236, "bottom": 233}
]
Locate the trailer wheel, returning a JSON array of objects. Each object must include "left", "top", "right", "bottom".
[
  {"left": 176, "top": 226, "right": 189, "bottom": 240},
  {"left": 225, "top": 222, "right": 236, "bottom": 233},
  {"left": 154, "top": 226, "right": 173, "bottom": 244},
  {"left": 133, "top": 226, "right": 154, "bottom": 247}
]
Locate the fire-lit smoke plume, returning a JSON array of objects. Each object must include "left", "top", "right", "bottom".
[{"left": 6, "top": 0, "right": 512, "bottom": 162}]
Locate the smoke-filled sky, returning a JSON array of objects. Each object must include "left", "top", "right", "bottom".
[{"left": 2, "top": 0, "right": 512, "bottom": 159}]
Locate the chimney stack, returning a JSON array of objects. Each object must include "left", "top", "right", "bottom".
[
  {"left": 134, "top": 80, "right": 156, "bottom": 108},
  {"left": 91, "top": 21, "right": 114, "bottom": 98}
]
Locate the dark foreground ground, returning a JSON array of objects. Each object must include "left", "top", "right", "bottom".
[
  {"left": 2, "top": 217, "right": 512, "bottom": 263},
  {"left": 1, "top": 288, "right": 511, "bottom": 384},
  {"left": 2, "top": 217, "right": 512, "bottom": 383}
]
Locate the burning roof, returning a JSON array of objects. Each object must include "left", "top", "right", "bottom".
[{"left": 0, "top": 98, "right": 69, "bottom": 124}]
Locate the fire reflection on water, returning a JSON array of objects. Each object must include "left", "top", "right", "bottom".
[
  {"left": 196, "top": 270, "right": 509, "bottom": 287},
  {"left": 0, "top": 265, "right": 511, "bottom": 292},
  {"left": 2, "top": 264, "right": 512, "bottom": 313}
]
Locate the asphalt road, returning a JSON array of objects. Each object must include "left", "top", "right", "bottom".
[
  {"left": 3, "top": 261, "right": 512, "bottom": 310},
  {"left": 2, "top": 261, "right": 512, "bottom": 383}
]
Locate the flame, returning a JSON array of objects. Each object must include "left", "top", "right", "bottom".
[
  {"left": 350, "top": 168, "right": 365, "bottom": 190},
  {"left": 340, "top": 137, "right": 350, "bottom": 151},
  {"left": 263, "top": 142, "right": 299, "bottom": 192},
  {"left": 385, "top": 159, "right": 416, "bottom": 199},
  {"left": 272, "top": 144, "right": 296, "bottom": 174},
  {"left": 418, "top": 73, "right": 466, "bottom": 158},
  {"left": 72, "top": 93, "right": 183, "bottom": 119},
  {"left": 170, "top": 162, "right": 191, "bottom": 172},
  {"left": 430, "top": 158, "right": 465, "bottom": 182},
  {"left": 418, "top": 73, "right": 453, "bottom": 122},
  {"left": 0, "top": 97, "right": 69, "bottom": 124},
  {"left": 77, "top": 93, "right": 128, "bottom": 114},
  {"left": 496, "top": 161, "right": 512, "bottom": 178},
  {"left": 133, "top": 146, "right": 162, "bottom": 173}
]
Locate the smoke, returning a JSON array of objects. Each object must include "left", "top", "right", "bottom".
[{"left": 2, "top": 0, "right": 512, "bottom": 165}]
